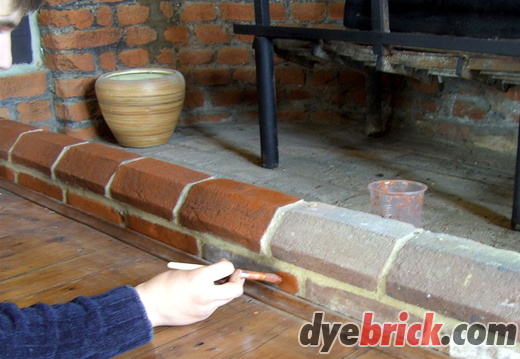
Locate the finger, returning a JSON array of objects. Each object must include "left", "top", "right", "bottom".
[
  {"left": 196, "top": 260, "right": 235, "bottom": 282},
  {"left": 210, "top": 277, "right": 244, "bottom": 301}
]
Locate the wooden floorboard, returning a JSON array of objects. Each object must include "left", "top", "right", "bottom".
[{"left": 0, "top": 182, "right": 446, "bottom": 358}]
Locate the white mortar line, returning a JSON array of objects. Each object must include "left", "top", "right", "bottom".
[
  {"left": 259, "top": 199, "right": 305, "bottom": 256},
  {"left": 105, "top": 157, "right": 146, "bottom": 197},
  {"left": 7, "top": 129, "right": 42, "bottom": 161},
  {"left": 171, "top": 176, "right": 216, "bottom": 224},
  {"left": 375, "top": 228, "right": 423, "bottom": 298},
  {"left": 50, "top": 141, "right": 89, "bottom": 181}
]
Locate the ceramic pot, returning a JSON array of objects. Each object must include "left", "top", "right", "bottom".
[{"left": 95, "top": 68, "right": 185, "bottom": 148}]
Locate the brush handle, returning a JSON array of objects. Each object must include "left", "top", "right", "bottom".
[{"left": 167, "top": 262, "right": 282, "bottom": 283}]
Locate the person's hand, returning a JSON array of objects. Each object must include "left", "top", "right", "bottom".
[{"left": 135, "top": 260, "right": 244, "bottom": 327}]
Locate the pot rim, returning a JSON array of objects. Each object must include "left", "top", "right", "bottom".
[{"left": 98, "top": 68, "right": 184, "bottom": 82}]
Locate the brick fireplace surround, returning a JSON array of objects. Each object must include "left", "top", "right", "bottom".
[
  {"left": 1, "top": 1, "right": 520, "bottom": 358},
  {"left": 2, "top": 118, "right": 520, "bottom": 358}
]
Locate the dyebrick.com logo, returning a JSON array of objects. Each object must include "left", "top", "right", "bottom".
[{"left": 298, "top": 311, "right": 518, "bottom": 354}]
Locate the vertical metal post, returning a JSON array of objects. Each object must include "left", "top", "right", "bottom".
[
  {"left": 512, "top": 124, "right": 520, "bottom": 230},
  {"left": 253, "top": 0, "right": 279, "bottom": 169},
  {"left": 370, "top": 0, "right": 390, "bottom": 70}
]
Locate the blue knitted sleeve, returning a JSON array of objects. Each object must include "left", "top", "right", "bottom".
[{"left": 0, "top": 285, "right": 153, "bottom": 358}]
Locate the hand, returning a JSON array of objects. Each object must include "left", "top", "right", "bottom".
[{"left": 135, "top": 260, "right": 244, "bottom": 327}]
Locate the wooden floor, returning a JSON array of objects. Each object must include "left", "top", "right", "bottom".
[{"left": 0, "top": 183, "right": 435, "bottom": 358}]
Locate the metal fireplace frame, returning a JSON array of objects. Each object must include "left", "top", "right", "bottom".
[{"left": 234, "top": 0, "right": 520, "bottom": 230}]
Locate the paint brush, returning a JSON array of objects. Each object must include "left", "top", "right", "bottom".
[{"left": 167, "top": 261, "right": 283, "bottom": 284}]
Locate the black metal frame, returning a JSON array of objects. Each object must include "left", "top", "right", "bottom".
[{"left": 234, "top": 0, "right": 520, "bottom": 230}]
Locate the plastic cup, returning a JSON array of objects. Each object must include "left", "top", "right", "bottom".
[{"left": 368, "top": 180, "right": 428, "bottom": 227}]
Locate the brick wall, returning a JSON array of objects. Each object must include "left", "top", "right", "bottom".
[{"left": 0, "top": 0, "right": 518, "bottom": 154}]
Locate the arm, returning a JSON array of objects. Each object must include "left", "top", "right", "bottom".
[{"left": 0, "top": 286, "right": 152, "bottom": 358}]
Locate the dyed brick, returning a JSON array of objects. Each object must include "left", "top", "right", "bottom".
[
  {"left": 110, "top": 158, "right": 210, "bottom": 220},
  {"left": 126, "top": 214, "right": 199, "bottom": 255},
  {"left": 452, "top": 98, "right": 488, "bottom": 121},
  {"left": 54, "top": 143, "right": 141, "bottom": 195},
  {"left": 0, "top": 119, "right": 40, "bottom": 160},
  {"left": 386, "top": 231, "right": 520, "bottom": 338},
  {"left": 179, "top": 49, "right": 214, "bottom": 65},
  {"left": 17, "top": 173, "right": 63, "bottom": 200},
  {"left": 270, "top": 202, "right": 416, "bottom": 291},
  {"left": 67, "top": 192, "right": 124, "bottom": 225},
  {"left": 11, "top": 131, "right": 83, "bottom": 176},
  {"left": 276, "top": 271, "right": 299, "bottom": 294},
  {"left": 179, "top": 178, "right": 301, "bottom": 252}
]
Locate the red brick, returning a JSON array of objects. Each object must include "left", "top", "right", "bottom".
[
  {"left": 67, "top": 192, "right": 124, "bottom": 225},
  {"left": 11, "top": 131, "right": 83, "bottom": 176},
  {"left": 17, "top": 173, "right": 63, "bottom": 200},
  {"left": 276, "top": 271, "right": 298, "bottom": 294},
  {"left": 0, "top": 165, "right": 15, "bottom": 181},
  {"left": 285, "top": 88, "right": 312, "bottom": 101},
  {"left": 452, "top": 98, "right": 487, "bottom": 121},
  {"left": 308, "top": 69, "right": 338, "bottom": 86},
  {"left": 44, "top": 53, "right": 96, "bottom": 72},
  {"left": 269, "top": 3, "right": 287, "bottom": 21},
  {"left": 338, "top": 70, "right": 366, "bottom": 87},
  {"left": 100, "top": 52, "right": 117, "bottom": 71},
  {"left": 159, "top": 1, "right": 174, "bottom": 19},
  {"left": 329, "top": 2, "right": 345, "bottom": 20},
  {"left": 124, "top": 25, "right": 157, "bottom": 46},
  {"left": 42, "top": 28, "right": 122, "bottom": 50},
  {"left": 184, "top": 89, "right": 205, "bottom": 109},
  {"left": 181, "top": 3, "right": 217, "bottom": 22},
  {"left": 126, "top": 214, "right": 199, "bottom": 255},
  {"left": 211, "top": 88, "right": 255, "bottom": 107},
  {"left": 0, "top": 72, "right": 48, "bottom": 100},
  {"left": 386, "top": 232, "right": 520, "bottom": 339},
  {"left": 164, "top": 26, "right": 190, "bottom": 43},
  {"left": 54, "top": 77, "right": 96, "bottom": 98},
  {"left": 17, "top": 100, "right": 52, "bottom": 124},
  {"left": 233, "top": 68, "right": 257, "bottom": 83},
  {"left": 96, "top": 6, "right": 113, "bottom": 27},
  {"left": 216, "top": 47, "right": 249, "bottom": 65},
  {"left": 179, "top": 49, "right": 214, "bottom": 65},
  {"left": 110, "top": 158, "right": 210, "bottom": 220},
  {"left": 220, "top": 3, "right": 254, "bottom": 21},
  {"left": 117, "top": 4, "right": 150, "bottom": 25},
  {"left": 191, "top": 68, "right": 231, "bottom": 85},
  {"left": 291, "top": 3, "right": 327, "bottom": 21},
  {"left": 55, "top": 143, "right": 141, "bottom": 194},
  {"left": 38, "top": 9, "right": 94, "bottom": 29},
  {"left": 179, "top": 178, "right": 301, "bottom": 252},
  {"left": 118, "top": 49, "right": 150, "bottom": 67},
  {"left": 54, "top": 102, "right": 93, "bottom": 122},
  {"left": 0, "top": 120, "right": 39, "bottom": 161},
  {"left": 406, "top": 77, "right": 440, "bottom": 94},
  {"left": 277, "top": 110, "right": 307, "bottom": 122},
  {"left": 156, "top": 48, "right": 176, "bottom": 65},
  {"left": 194, "top": 24, "right": 230, "bottom": 44},
  {"left": 275, "top": 67, "right": 305, "bottom": 85},
  {"left": 63, "top": 126, "right": 103, "bottom": 141}
]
